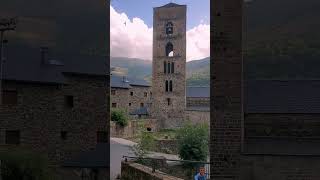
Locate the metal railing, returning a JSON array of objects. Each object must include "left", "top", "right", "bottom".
[{"left": 123, "top": 155, "right": 211, "bottom": 179}]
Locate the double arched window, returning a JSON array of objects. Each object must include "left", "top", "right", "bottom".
[
  {"left": 164, "top": 61, "right": 174, "bottom": 74},
  {"left": 165, "top": 80, "right": 173, "bottom": 92}
]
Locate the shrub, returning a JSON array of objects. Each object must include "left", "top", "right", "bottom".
[
  {"left": 0, "top": 149, "right": 53, "bottom": 180},
  {"left": 111, "top": 109, "right": 128, "bottom": 127},
  {"left": 176, "top": 123, "right": 209, "bottom": 162},
  {"left": 131, "top": 131, "right": 155, "bottom": 159}
]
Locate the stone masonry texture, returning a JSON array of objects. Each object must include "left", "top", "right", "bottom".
[
  {"left": 152, "top": 4, "right": 187, "bottom": 129},
  {"left": 211, "top": 0, "right": 243, "bottom": 179},
  {"left": 0, "top": 74, "right": 108, "bottom": 178}
]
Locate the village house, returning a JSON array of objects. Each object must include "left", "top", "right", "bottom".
[{"left": 0, "top": 46, "right": 108, "bottom": 180}]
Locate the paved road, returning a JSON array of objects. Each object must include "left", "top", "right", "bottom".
[{"left": 110, "top": 138, "right": 135, "bottom": 180}]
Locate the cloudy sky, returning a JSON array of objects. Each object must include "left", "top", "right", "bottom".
[{"left": 110, "top": 0, "right": 210, "bottom": 61}]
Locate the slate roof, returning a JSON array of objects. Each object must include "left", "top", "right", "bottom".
[
  {"left": 63, "top": 143, "right": 108, "bottom": 168},
  {"left": 130, "top": 106, "right": 149, "bottom": 115},
  {"left": 3, "top": 47, "right": 107, "bottom": 84},
  {"left": 186, "top": 87, "right": 210, "bottom": 98},
  {"left": 110, "top": 75, "right": 150, "bottom": 88},
  {"left": 244, "top": 80, "right": 320, "bottom": 113},
  {"left": 3, "top": 47, "right": 65, "bottom": 84}
]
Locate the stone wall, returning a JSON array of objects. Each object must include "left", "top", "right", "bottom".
[
  {"left": 187, "top": 97, "right": 210, "bottom": 107},
  {"left": 211, "top": 0, "right": 243, "bottom": 178},
  {"left": 155, "top": 139, "right": 178, "bottom": 154},
  {"left": 0, "top": 74, "right": 108, "bottom": 170},
  {"left": 110, "top": 119, "right": 158, "bottom": 138},
  {"left": 121, "top": 161, "right": 182, "bottom": 180},
  {"left": 240, "top": 155, "right": 320, "bottom": 180},
  {"left": 111, "top": 85, "right": 151, "bottom": 114},
  {"left": 185, "top": 110, "right": 210, "bottom": 125}
]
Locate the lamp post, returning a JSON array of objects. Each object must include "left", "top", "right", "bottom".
[{"left": 0, "top": 17, "right": 17, "bottom": 106}]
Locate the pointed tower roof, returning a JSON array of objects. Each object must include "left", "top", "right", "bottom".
[{"left": 161, "top": 2, "right": 184, "bottom": 8}]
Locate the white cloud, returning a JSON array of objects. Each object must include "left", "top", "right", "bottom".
[{"left": 110, "top": 5, "right": 210, "bottom": 61}]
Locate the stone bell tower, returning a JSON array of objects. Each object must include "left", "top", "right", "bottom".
[{"left": 151, "top": 3, "right": 187, "bottom": 129}]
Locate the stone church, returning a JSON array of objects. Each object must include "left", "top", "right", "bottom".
[{"left": 111, "top": 3, "right": 210, "bottom": 129}]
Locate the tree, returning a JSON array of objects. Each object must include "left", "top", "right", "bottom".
[
  {"left": 111, "top": 109, "right": 128, "bottom": 127},
  {"left": 176, "top": 123, "right": 209, "bottom": 162}
]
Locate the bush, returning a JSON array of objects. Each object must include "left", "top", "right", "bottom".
[
  {"left": 0, "top": 149, "right": 53, "bottom": 180},
  {"left": 176, "top": 123, "right": 209, "bottom": 162},
  {"left": 111, "top": 109, "right": 128, "bottom": 127},
  {"left": 131, "top": 131, "right": 155, "bottom": 159}
]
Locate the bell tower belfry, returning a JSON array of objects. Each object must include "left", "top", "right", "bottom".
[{"left": 151, "top": 3, "right": 187, "bottom": 128}]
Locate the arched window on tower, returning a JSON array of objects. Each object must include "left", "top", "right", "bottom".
[
  {"left": 166, "top": 22, "right": 173, "bottom": 35},
  {"left": 169, "top": 80, "right": 173, "bottom": 92},
  {"left": 168, "top": 62, "right": 171, "bottom": 73},
  {"left": 164, "top": 61, "right": 167, "bottom": 73},
  {"left": 166, "top": 42, "right": 174, "bottom": 57}
]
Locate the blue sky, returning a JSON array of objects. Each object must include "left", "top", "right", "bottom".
[
  {"left": 110, "top": 0, "right": 210, "bottom": 61},
  {"left": 111, "top": 0, "right": 210, "bottom": 30}
]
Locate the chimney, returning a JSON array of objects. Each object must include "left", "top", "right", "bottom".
[{"left": 40, "top": 46, "right": 49, "bottom": 65}]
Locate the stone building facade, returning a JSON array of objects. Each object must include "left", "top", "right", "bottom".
[
  {"left": 151, "top": 3, "right": 187, "bottom": 129},
  {"left": 0, "top": 47, "right": 108, "bottom": 179},
  {"left": 212, "top": 0, "right": 320, "bottom": 179},
  {"left": 110, "top": 75, "right": 151, "bottom": 118}
]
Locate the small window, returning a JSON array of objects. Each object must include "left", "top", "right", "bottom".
[
  {"left": 165, "top": 81, "right": 169, "bottom": 92},
  {"left": 5, "top": 130, "right": 20, "bottom": 145},
  {"left": 168, "top": 62, "right": 171, "bottom": 73},
  {"left": 171, "top": 62, "right": 174, "bottom": 73},
  {"left": 130, "top": 92, "right": 133, "bottom": 96},
  {"left": 64, "top": 95, "right": 74, "bottom": 108},
  {"left": 61, "top": 131, "right": 68, "bottom": 140},
  {"left": 164, "top": 61, "right": 167, "bottom": 73},
  {"left": 140, "top": 103, "right": 144, "bottom": 107},
  {"left": 167, "top": 98, "right": 171, "bottom": 105},
  {"left": 166, "top": 22, "right": 173, "bottom": 35},
  {"left": 112, "top": 103, "right": 117, "bottom": 108},
  {"left": 97, "top": 131, "right": 108, "bottom": 143},
  {"left": 166, "top": 42, "right": 174, "bottom": 57},
  {"left": 169, "top": 80, "right": 173, "bottom": 92},
  {"left": 144, "top": 92, "right": 148, "bottom": 97},
  {"left": 129, "top": 103, "right": 132, "bottom": 106},
  {"left": 3, "top": 90, "right": 17, "bottom": 105},
  {"left": 111, "top": 90, "right": 116, "bottom": 95}
]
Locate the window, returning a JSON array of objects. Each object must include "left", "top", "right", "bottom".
[
  {"left": 165, "top": 81, "right": 169, "bottom": 92},
  {"left": 140, "top": 103, "right": 144, "bottom": 107},
  {"left": 2, "top": 90, "right": 17, "bottom": 105},
  {"left": 130, "top": 92, "right": 133, "bottom": 96},
  {"left": 64, "top": 95, "right": 74, "bottom": 108},
  {"left": 97, "top": 131, "right": 108, "bottom": 143},
  {"left": 61, "top": 131, "right": 68, "bottom": 140},
  {"left": 165, "top": 42, "right": 174, "bottom": 57},
  {"left": 112, "top": 103, "right": 117, "bottom": 108},
  {"left": 164, "top": 61, "right": 167, "bottom": 73},
  {"left": 144, "top": 92, "right": 148, "bottom": 97},
  {"left": 5, "top": 130, "right": 20, "bottom": 145},
  {"left": 111, "top": 90, "right": 116, "bottom": 95},
  {"left": 171, "top": 62, "right": 174, "bottom": 73},
  {"left": 129, "top": 103, "right": 131, "bottom": 106},
  {"left": 167, "top": 98, "right": 171, "bottom": 105},
  {"left": 168, "top": 62, "right": 171, "bottom": 73},
  {"left": 166, "top": 22, "right": 173, "bottom": 35},
  {"left": 169, "top": 80, "right": 173, "bottom": 92}
]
